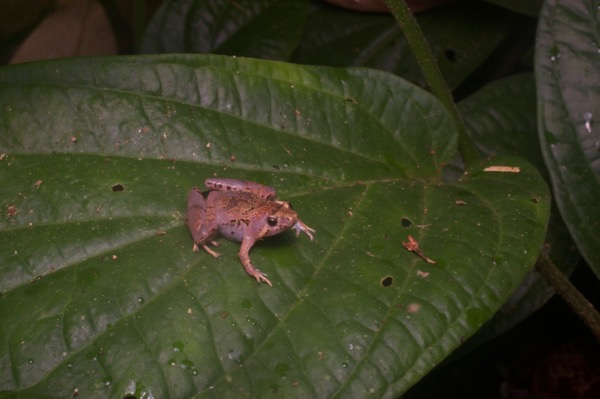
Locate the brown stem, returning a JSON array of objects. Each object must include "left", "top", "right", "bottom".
[{"left": 535, "top": 253, "right": 600, "bottom": 341}]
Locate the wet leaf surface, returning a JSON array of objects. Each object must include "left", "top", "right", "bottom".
[{"left": 0, "top": 55, "right": 549, "bottom": 397}]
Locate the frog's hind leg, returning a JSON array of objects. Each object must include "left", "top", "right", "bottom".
[{"left": 204, "top": 178, "right": 277, "bottom": 201}]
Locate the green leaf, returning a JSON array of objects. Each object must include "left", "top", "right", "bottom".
[
  {"left": 141, "top": 0, "right": 308, "bottom": 60},
  {"left": 458, "top": 74, "right": 579, "bottom": 340},
  {"left": 536, "top": 0, "right": 600, "bottom": 277},
  {"left": 292, "top": 0, "right": 516, "bottom": 89},
  {"left": 0, "top": 55, "right": 549, "bottom": 397}
]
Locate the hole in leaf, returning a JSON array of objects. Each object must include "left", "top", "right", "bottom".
[
  {"left": 123, "top": 395, "right": 137, "bottom": 399},
  {"left": 444, "top": 49, "right": 456, "bottom": 62},
  {"left": 380, "top": 275, "right": 393, "bottom": 287},
  {"left": 401, "top": 217, "right": 412, "bottom": 227},
  {"left": 112, "top": 184, "right": 124, "bottom": 192}
]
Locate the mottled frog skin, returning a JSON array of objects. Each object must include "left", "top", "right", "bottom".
[{"left": 186, "top": 178, "right": 315, "bottom": 286}]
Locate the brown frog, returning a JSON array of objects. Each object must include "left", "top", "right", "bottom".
[{"left": 186, "top": 178, "right": 315, "bottom": 286}]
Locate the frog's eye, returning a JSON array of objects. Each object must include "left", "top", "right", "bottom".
[{"left": 267, "top": 216, "right": 278, "bottom": 226}]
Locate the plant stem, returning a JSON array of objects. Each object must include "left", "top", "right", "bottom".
[
  {"left": 383, "top": 0, "right": 479, "bottom": 167},
  {"left": 536, "top": 253, "right": 600, "bottom": 342}
]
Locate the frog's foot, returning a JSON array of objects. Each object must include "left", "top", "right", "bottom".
[
  {"left": 197, "top": 243, "right": 221, "bottom": 258},
  {"left": 250, "top": 269, "right": 273, "bottom": 287},
  {"left": 292, "top": 219, "right": 316, "bottom": 241}
]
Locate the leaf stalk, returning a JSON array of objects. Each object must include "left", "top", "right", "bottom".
[{"left": 384, "top": 0, "right": 479, "bottom": 167}]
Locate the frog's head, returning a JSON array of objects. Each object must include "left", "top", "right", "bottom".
[
  {"left": 263, "top": 201, "right": 316, "bottom": 240},
  {"left": 262, "top": 201, "right": 299, "bottom": 237}
]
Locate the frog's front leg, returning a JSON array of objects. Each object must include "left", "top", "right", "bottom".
[
  {"left": 292, "top": 219, "right": 316, "bottom": 241},
  {"left": 239, "top": 234, "right": 273, "bottom": 287},
  {"left": 205, "top": 178, "right": 277, "bottom": 201}
]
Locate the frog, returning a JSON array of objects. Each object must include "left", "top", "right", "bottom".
[{"left": 186, "top": 178, "right": 316, "bottom": 286}]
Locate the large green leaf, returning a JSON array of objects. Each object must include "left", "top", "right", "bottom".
[
  {"left": 141, "top": 0, "right": 308, "bottom": 60},
  {"left": 536, "top": 0, "right": 600, "bottom": 277},
  {"left": 0, "top": 55, "right": 549, "bottom": 398}
]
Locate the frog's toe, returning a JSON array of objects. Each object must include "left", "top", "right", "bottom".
[
  {"left": 293, "top": 220, "right": 316, "bottom": 241},
  {"left": 201, "top": 244, "right": 221, "bottom": 258},
  {"left": 252, "top": 270, "right": 273, "bottom": 287}
]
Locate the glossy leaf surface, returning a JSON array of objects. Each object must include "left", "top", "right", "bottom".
[
  {"left": 536, "top": 0, "right": 600, "bottom": 276},
  {"left": 459, "top": 74, "right": 578, "bottom": 342},
  {"left": 141, "top": 0, "right": 308, "bottom": 60},
  {"left": 0, "top": 55, "right": 549, "bottom": 398}
]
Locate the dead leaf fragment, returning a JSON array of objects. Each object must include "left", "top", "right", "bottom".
[
  {"left": 483, "top": 165, "right": 521, "bottom": 173},
  {"left": 402, "top": 235, "right": 437, "bottom": 264}
]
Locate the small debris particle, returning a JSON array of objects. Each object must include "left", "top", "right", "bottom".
[
  {"left": 221, "top": 312, "right": 228, "bottom": 319},
  {"left": 112, "top": 255, "right": 117, "bottom": 260},
  {"left": 0, "top": 153, "right": 7, "bottom": 160},
  {"left": 483, "top": 165, "right": 521, "bottom": 173},
  {"left": 584, "top": 112, "right": 593, "bottom": 133},
  {"left": 138, "top": 127, "right": 149, "bottom": 134},
  {"left": 406, "top": 303, "right": 421, "bottom": 314},
  {"left": 187, "top": 308, "right": 192, "bottom": 314},
  {"left": 318, "top": 351, "right": 324, "bottom": 361},
  {"left": 229, "top": 155, "right": 236, "bottom": 162},
  {"left": 206, "top": 142, "right": 212, "bottom": 148},
  {"left": 402, "top": 235, "right": 437, "bottom": 264},
  {"left": 347, "top": 210, "right": 353, "bottom": 217},
  {"left": 7, "top": 205, "right": 18, "bottom": 216},
  {"left": 455, "top": 199, "right": 466, "bottom": 205},
  {"left": 366, "top": 251, "right": 375, "bottom": 257},
  {"left": 155, "top": 230, "right": 167, "bottom": 236},
  {"left": 72, "top": 388, "right": 78, "bottom": 397},
  {"left": 416, "top": 270, "right": 430, "bottom": 278},
  {"left": 70, "top": 136, "right": 77, "bottom": 143},
  {"left": 34, "top": 180, "right": 42, "bottom": 189}
]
